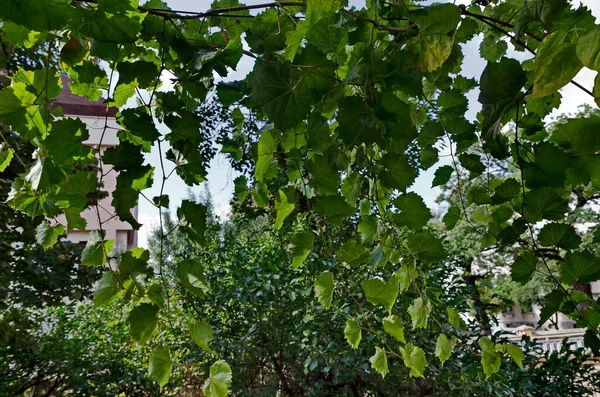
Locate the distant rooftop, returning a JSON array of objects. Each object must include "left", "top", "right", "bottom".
[{"left": 53, "top": 75, "right": 118, "bottom": 117}]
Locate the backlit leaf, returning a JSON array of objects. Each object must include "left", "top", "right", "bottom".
[{"left": 314, "top": 272, "right": 335, "bottom": 309}]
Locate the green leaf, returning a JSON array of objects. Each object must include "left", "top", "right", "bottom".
[
  {"left": 447, "top": 307, "right": 466, "bottom": 330},
  {"left": 190, "top": 320, "right": 214, "bottom": 353},
  {"left": 361, "top": 277, "right": 399, "bottom": 313},
  {"left": 400, "top": 344, "right": 427, "bottom": 378},
  {"left": 0, "top": 0, "right": 73, "bottom": 31},
  {"left": 1, "top": 21, "right": 43, "bottom": 49},
  {"left": 524, "top": 0, "right": 569, "bottom": 29},
  {"left": 274, "top": 189, "right": 295, "bottom": 230},
  {"left": 417, "top": 121, "right": 444, "bottom": 147},
  {"left": 560, "top": 251, "right": 600, "bottom": 284},
  {"left": 177, "top": 260, "right": 210, "bottom": 298},
  {"left": 393, "top": 193, "right": 432, "bottom": 230},
  {"left": 383, "top": 315, "right": 405, "bottom": 343},
  {"left": 338, "top": 241, "right": 369, "bottom": 265},
  {"left": 255, "top": 129, "right": 278, "bottom": 182},
  {"left": 523, "top": 188, "right": 569, "bottom": 222},
  {"left": 314, "top": 272, "right": 335, "bottom": 309},
  {"left": 25, "top": 153, "right": 65, "bottom": 191},
  {"left": 459, "top": 153, "right": 486, "bottom": 176},
  {"left": 247, "top": 63, "right": 313, "bottom": 130},
  {"left": 202, "top": 360, "right": 232, "bottom": 397},
  {"left": 147, "top": 284, "right": 167, "bottom": 308},
  {"left": 43, "top": 118, "right": 93, "bottom": 163},
  {"left": 149, "top": 346, "right": 172, "bottom": 387},
  {"left": 432, "top": 165, "right": 453, "bottom": 187},
  {"left": 369, "top": 347, "right": 389, "bottom": 379},
  {"left": 443, "top": 206, "right": 461, "bottom": 230},
  {"left": 35, "top": 221, "right": 64, "bottom": 248},
  {"left": 411, "top": 4, "right": 461, "bottom": 34},
  {"left": 538, "top": 223, "right": 581, "bottom": 250},
  {"left": 13, "top": 68, "right": 62, "bottom": 100},
  {"left": 81, "top": 230, "right": 115, "bottom": 267},
  {"left": 93, "top": 271, "right": 121, "bottom": 307},
  {"left": 0, "top": 143, "right": 14, "bottom": 172},
  {"left": 306, "top": 154, "right": 340, "bottom": 195},
  {"left": 76, "top": 0, "right": 145, "bottom": 43},
  {"left": 177, "top": 200, "right": 207, "bottom": 245},
  {"left": 551, "top": 115, "right": 600, "bottom": 156},
  {"left": 522, "top": 142, "right": 571, "bottom": 189},
  {"left": 380, "top": 154, "right": 417, "bottom": 191},
  {"left": 358, "top": 215, "right": 378, "bottom": 245},
  {"left": 408, "top": 297, "right": 431, "bottom": 329},
  {"left": 290, "top": 232, "right": 314, "bottom": 268},
  {"left": 68, "top": 61, "right": 108, "bottom": 101},
  {"left": 511, "top": 254, "right": 540, "bottom": 285},
  {"left": 407, "top": 231, "right": 447, "bottom": 262},
  {"left": 117, "top": 107, "right": 161, "bottom": 152},
  {"left": 314, "top": 195, "right": 356, "bottom": 226},
  {"left": 128, "top": 303, "right": 159, "bottom": 344},
  {"left": 539, "top": 289, "right": 568, "bottom": 326},
  {"left": 395, "top": 262, "right": 417, "bottom": 291},
  {"left": 493, "top": 178, "right": 522, "bottom": 204},
  {"left": 435, "top": 334, "right": 452, "bottom": 366},
  {"left": 576, "top": 25, "right": 600, "bottom": 71},
  {"left": 480, "top": 36, "right": 508, "bottom": 62},
  {"left": 0, "top": 84, "right": 45, "bottom": 140},
  {"left": 344, "top": 319, "right": 362, "bottom": 349},
  {"left": 479, "top": 58, "right": 526, "bottom": 138},
  {"left": 505, "top": 344, "right": 524, "bottom": 370},
  {"left": 480, "top": 337, "right": 501, "bottom": 378},
  {"left": 111, "top": 167, "right": 154, "bottom": 230},
  {"left": 532, "top": 31, "right": 583, "bottom": 98}
]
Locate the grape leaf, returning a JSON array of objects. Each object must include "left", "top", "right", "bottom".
[
  {"left": 290, "top": 232, "right": 314, "bottom": 268},
  {"left": 408, "top": 297, "right": 431, "bottom": 329},
  {"left": 361, "top": 277, "right": 399, "bottom": 313},
  {"left": 314, "top": 272, "right": 335, "bottom": 309},
  {"left": 435, "top": 334, "right": 452, "bottom": 366},
  {"left": 532, "top": 31, "right": 582, "bottom": 98},
  {"left": 383, "top": 315, "right": 405, "bottom": 343},
  {"left": 202, "top": 360, "right": 232, "bottom": 397},
  {"left": 128, "top": 303, "right": 160, "bottom": 345},
  {"left": 369, "top": 347, "right": 389, "bottom": 378},
  {"left": 393, "top": 193, "right": 432, "bottom": 230},
  {"left": 344, "top": 319, "right": 361, "bottom": 349},
  {"left": 400, "top": 343, "right": 427, "bottom": 378},
  {"left": 149, "top": 346, "right": 172, "bottom": 387},
  {"left": 511, "top": 254, "right": 540, "bottom": 285},
  {"left": 190, "top": 320, "right": 214, "bottom": 353},
  {"left": 35, "top": 221, "right": 64, "bottom": 248}
]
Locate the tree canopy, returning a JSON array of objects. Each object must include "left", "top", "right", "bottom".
[{"left": 1, "top": 0, "right": 600, "bottom": 393}]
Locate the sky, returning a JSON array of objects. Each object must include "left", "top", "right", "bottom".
[{"left": 136, "top": 0, "right": 600, "bottom": 247}]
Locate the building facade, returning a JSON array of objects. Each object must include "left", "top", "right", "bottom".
[
  {"left": 498, "top": 281, "right": 600, "bottom": 331},
  {"left": 53, "top": 76, "right": 137, "bottom": 251}
]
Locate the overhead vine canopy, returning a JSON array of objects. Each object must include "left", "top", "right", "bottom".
[{"left": 1, "top": 0, "right": 600, "bottom": 391}]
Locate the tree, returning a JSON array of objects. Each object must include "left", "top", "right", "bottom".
[
  {"left": 145, "top": 195, "right": 600, "bottom": 396},
  {"left": 1, "top": 0, "right": 600, "bottom": 391}
]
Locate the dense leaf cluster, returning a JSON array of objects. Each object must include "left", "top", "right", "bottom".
[{"left": 1, "top": 0, "right": 600, "bottom": 392}]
